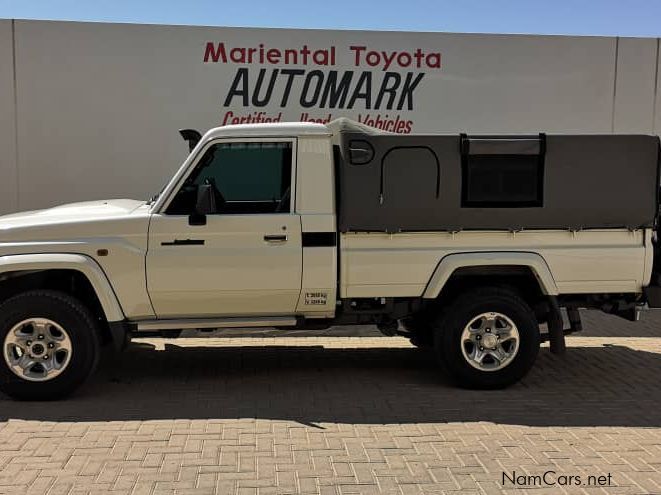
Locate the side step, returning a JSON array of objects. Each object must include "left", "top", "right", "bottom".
[{"left": 134, "top": 316, "right": 298, "bottom": 332}]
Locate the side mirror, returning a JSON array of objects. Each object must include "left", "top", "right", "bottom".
[{"left": 189, "top": 184, "right": 216, "bottom": 226}]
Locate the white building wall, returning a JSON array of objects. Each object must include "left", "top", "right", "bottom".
[
  {"left": 613, "top": 37, "right": 658, "bottom": 133},
  {"left": 656, "top": 40, "right": 661, "bottom": 135},
  {"left": 2, "top": 20, "right": 661, "bottom": 214},
  {"left": 0, "top": 20, "right": 17, "bottom": 214},
  {"left": 413, "top": 33, "right": 617, "bottom": 134},
  {"left": 13, "top": 21, "right": 194, "bottom": 212}
]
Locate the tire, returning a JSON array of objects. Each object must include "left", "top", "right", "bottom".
[
  {"left": 433, "top": 287, "right": 540, "bottom": 389},
  {"left": 0, "top": 290, "right": 100, "bottom": 400}
]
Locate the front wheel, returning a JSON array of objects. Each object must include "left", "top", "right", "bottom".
[
  {"left": 0, "top": 291, "right": 100, "bottom": 400},
  {"left": 433, "top": 287, "right": 540, "bottom": 389}
]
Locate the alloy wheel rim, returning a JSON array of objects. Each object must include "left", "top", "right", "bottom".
[
  {"left": 3, "top": 318, "right": 73, "bottom": 382},
  {"left": 460, "top": 312, "right": 520, "bottom": 372}
]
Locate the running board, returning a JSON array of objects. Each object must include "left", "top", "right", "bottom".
[{"left": 134, "top": 316, "right": 298, "bottom": 332}]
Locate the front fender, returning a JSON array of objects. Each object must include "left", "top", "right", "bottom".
[
  {"left": 0, "top": 253, "right": 125, "bottom": 322},
  {"left": 422, "top": 251, "right": 559, "bottom": 298}
]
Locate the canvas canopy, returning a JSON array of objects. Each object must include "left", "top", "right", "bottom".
[{"left": 330, "top": 119, "right": 661, "bottom": 233}]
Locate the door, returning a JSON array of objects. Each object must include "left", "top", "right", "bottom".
[{"left": 146, "top": 138, "right": 302, "bottom": 318}]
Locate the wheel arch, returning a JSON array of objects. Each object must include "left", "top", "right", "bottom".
[
  {"left": 0, "top": 253, "right": 125, "bottom": 323},
  {"left": 422, "top": 251, "right": 559, "bottom": 300}
]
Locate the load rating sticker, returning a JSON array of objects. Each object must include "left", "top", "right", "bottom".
[{"left": 304, "top": 292, "right": 328, "bottom": 306}]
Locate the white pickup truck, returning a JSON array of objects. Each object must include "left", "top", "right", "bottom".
[{"left": 1, "top": 119, "right": 659, "bottom": 400}]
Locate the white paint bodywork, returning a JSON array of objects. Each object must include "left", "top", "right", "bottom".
[
  {"left": 0, "top": 123, "right": 653, "bottom": 326},
  {"left": 340, "top": 229, "right": 650, "bottom": 299},
  {"left": 0, "top": 200, "right": 153, "bottom": 320},
  {"left": 147, "top": 213, "right": 304, "bottom": 317},
  {"left": 294, "top": 135, "right": 337, "bottom": 317},
  {"left": 423, "top": 252, "right": 559, "bottom": 297}
]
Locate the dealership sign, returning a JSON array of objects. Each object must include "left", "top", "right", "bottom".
[{"left": 204, "top": 42, "right": 442, "bottom": 133}]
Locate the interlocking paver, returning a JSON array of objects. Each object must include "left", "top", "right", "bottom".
[{"left": 1, "top": 311, "right": 661, "bottom": 494}]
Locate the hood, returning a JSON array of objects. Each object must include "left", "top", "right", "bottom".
[{"left": 0, "top": 199, "right": 147, "bottom": 230}]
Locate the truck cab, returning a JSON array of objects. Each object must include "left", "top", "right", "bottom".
[{"left": 147, "top": 123, "right": 338, "bottom": 320}]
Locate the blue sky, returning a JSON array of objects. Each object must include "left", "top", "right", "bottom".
[{"left": 1, "top": 0, "right": 661, "bottom": 37}]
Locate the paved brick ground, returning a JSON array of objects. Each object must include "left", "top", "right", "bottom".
[{"left": 1, "top": 310, "right": 661, "bottom": 494}]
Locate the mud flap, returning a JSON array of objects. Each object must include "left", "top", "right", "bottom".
[
  {"left": 547, "top": 296, "right": 566, "bottom": 354},
  {"left": 644, "top": 286, "right": 661, "bottom": 307}
]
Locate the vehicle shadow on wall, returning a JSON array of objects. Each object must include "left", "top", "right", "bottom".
[{"left": 1, "top": 340, "right": 660, "bottom": 428}]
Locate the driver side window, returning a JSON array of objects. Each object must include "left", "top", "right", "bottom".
[{"left": 166, "top": 141, "right": 293, "bottom": 215}]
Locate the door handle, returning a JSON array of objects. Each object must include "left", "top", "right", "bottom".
[
  {"left": 263, "top": 234, "right": 288, "bottom": 243},
  {"left": 161, "top": 239, "right": 205, "bottom": 246}
]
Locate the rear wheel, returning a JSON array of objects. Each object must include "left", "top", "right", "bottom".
[
  {"left": 0, "top": 291, "right": 100, "bottom": 400},
  {"left": 433, "top": 287, "right": 540, "bottom": 389}
]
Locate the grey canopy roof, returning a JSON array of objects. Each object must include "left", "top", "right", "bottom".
[{"left": 326, "top": 118, "right": 392, "bottom": 136}]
